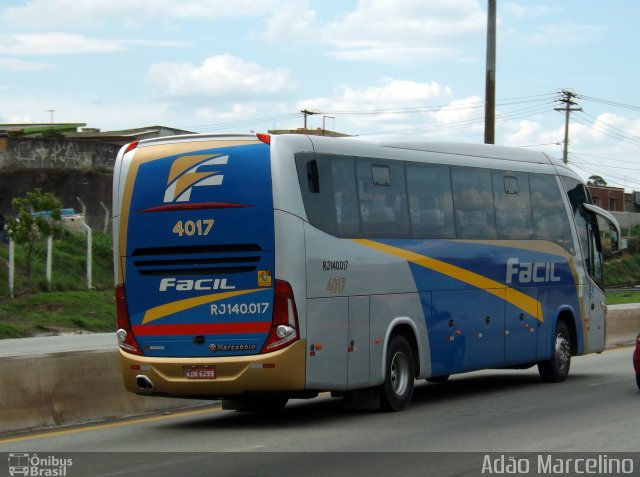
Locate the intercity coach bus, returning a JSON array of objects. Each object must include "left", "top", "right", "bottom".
[{"left": 113, "top": 133, "right": 622, "bottom": 411}]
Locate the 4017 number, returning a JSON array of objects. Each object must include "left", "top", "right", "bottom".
[{"left": 172, "top": 219, "right": 214, "bottom": 237}]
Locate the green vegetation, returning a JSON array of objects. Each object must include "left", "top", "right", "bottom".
[
  {"left": 0, "top": 290, "right": 114, "bottom": 338},
  {"left": 606, "top": 291, "right": 640, "bottom": 306},
  {"left": 0, "top": 229, "right": 115, "bottom": 338},
  {"left": 5, "top": 189, "right": 63, "bottom": 277}
]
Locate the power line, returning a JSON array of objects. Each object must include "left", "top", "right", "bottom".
[
  {"left": 576, "top": 94, "right": 640, "bottom": 112},
  {"left": 572, "top": 114, "right": 640, "bottom": 148},
  {"left": 183, "top": 113, "right": 302, "bottom": 133},
  {"left": 569, "top": 161, "right": 640, "bottom": 190}
]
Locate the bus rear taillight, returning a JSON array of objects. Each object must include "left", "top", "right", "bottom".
[
  {"left": 256, "top": 133, "right": 271, "bottom": 145},
  {"left": 115, "top": 285, "right": 142, "bottom": 355},
  {"left": 123, "top": 141, "right": 139, "bottom": 154},
  {"left": 261, "top": 280, "right": 299, "bottom": 353}
]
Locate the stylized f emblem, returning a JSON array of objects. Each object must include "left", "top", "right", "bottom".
[{"left": 164, "top": 154, "right": 229, "bottom": 202}]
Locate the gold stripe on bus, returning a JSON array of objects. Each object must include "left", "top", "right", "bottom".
[
  {"left": 142, "top": 288, "right": 267, "bottom": 324},
  {"left": 353, "top": 239, "right": 544, "bottom": 322}
]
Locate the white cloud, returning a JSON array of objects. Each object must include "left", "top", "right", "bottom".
[
  {"left": 0, "top": 33, "right": 186, "bottom": 55},
  {"left": 256, "top": 0, "right": 486, "bottom": 63},
  {"left": 145, "top": 54, "right": 294, "bottom": 100},
  {"left": 528, "top": 23, "right": 607, "bottom": 45},
  {"left": 300, "top": 79, "right": 453, "bottom": 113},
  {"left": 327, "top": 46, "right": 463, "bottom": 64},
  {"left": 434, "top": 96, "right": 483, "bottom": 125},
  {"left": 1, "top": 0, "right": 274, "bottom": 29},
  {"left": 320, "top": 0, "right": 486, "bottom": 62},
  {"left": 297, "top": 78, "right": 458, "bottom": 135},
  {"left": 503, "top": 2, "right": 564, "bottom": 19},
  {"left": 260, "top": 0, "right": 317, "bottom": 43},
  {"left": 0, "top": 58, "right": 52, "bottom": 71}
]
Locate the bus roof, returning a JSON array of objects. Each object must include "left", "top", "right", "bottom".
[
  {"left": 306, "top": 135, "right": 562, "bottom": 166},
  {"left": 131, "top": 132, "right": 564, "bottom": 169}
]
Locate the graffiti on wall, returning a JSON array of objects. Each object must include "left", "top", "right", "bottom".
[{"left": 5, "top": 138, "right": 118, "bottom": 170}]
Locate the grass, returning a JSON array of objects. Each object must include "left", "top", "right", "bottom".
[
  {"left": 0, "top": 230, "right": 116, "bottom": 338},
  {"left": 0, "top": 290, "right": 115, "bottom": 338},
  {"left": 606, "top": 291, "right": 640, "bottom": 306}
]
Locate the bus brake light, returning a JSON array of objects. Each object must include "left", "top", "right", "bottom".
[
  {"left": 261, "top": 280, "right": 299, "bottom": 353},
  {"left": 256, "top": 133, "right": 271, "bottom": 145},
  {"left": 124, "top": 141, "right": 139, "bottom": 154},
  {"left": 115, "top": 285, "right": 142, "bottom": 355}
]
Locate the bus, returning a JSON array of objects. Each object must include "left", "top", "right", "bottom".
[{"left": 112, "top": 133, "right": 622, "bottom": 411}]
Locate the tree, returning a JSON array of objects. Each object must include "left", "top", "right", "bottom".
[
  {"left": 587, "top": 175, "right": 607, "bottom": 186},
  {"left": 5, "top": 189, "right": 63, "bottom": 277}
]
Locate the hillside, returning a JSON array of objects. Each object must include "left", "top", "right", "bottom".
[{"left": 0, "top": 230, "right": 115, "bottom": 338}]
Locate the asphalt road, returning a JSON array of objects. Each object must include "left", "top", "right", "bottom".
[{"left": 0, "top": 346, "right": 638, "bottom": 477}]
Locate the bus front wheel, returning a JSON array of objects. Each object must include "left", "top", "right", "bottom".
[
  {"left": 538, "top": 321, "right": 571, "bottom": 383},
  {"left": 381, "top": 335, "right": 415, "bottom": 411}
]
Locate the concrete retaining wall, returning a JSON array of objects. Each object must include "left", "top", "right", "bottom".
[
  {"left": 0, "top": 349, "right": 209, "bottom": 435},
  {"left": 1, "top": 307, "right": 639, "bottom": 435}
]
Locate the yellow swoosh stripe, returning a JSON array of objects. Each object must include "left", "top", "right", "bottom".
[
  {"left": 353, "top": 239, "right": 544, "bottom": 321},
  {"left": 142, "top": 288, "right": 268, "bottom": 324}
]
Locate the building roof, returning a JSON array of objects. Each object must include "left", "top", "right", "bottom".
[
  {"left": 0, "top": 123, "right": 195, "bottom": 144},
  {"left": 0, "top": 123, "right": 86, "bottom": 136}
]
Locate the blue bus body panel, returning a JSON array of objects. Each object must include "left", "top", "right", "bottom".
[
  {"left": 376, "top": 239, "right": 581, "bottom": 375},
  {"left": 123, "top": 142, "right": 275, "bottom": 358}
]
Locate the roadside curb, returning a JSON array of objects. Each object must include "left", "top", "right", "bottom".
[{"left": 0, "top": 349, "right": 209, "bottom": 435}]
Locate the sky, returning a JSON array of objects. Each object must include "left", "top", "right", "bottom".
[{"left": 1, "top": 0, "right": 640, "bottom": 191}]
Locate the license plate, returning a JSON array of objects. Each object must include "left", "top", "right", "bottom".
[{"left": 185, "top": 366, "right": 216, "bottom": 380}]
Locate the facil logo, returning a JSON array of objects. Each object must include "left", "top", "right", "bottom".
[
  {"left": 164, "top": 154, "right": 229, "bottom": 202},
  {"left": 159, "top": 277, "right": 236, "bottom": 292}
]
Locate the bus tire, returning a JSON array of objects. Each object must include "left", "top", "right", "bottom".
[
  {"left": 538, "top": 321, "right": 571, "bottom": 383},
  {"left": 381, "top": 334, "right": 415, "bottom": 411}
]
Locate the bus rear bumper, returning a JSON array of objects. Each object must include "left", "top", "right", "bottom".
[{"left": 119, "top": 340, "right": 306, "bottom": 398}]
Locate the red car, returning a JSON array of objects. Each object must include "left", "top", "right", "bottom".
[{"left": 635, "top": 332, "right": 640, "bottom": 390}]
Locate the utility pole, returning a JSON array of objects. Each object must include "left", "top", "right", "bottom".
[
  {"left": 484, "top": 0, "right": 496, "bottom": 144},
  {"left": 301, "top": 109, "right": 318, "bottom": 129},
  {"left": 554, "top": 90, "right": 582, "bottom": 164}
]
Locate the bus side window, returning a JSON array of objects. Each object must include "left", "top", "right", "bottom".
[
  {"left": 406, "top": 163, "right": 455, "bottom": 238},
  {"left": 296, "top": 154, "right": 359, "bottom": 236},
  {"left": 451, "top": 166, "right": 496, "bottom": 239},
  {"left": 561, "top": 176, "right": 591, "bottom": 257},
  {"left": 587, "top": 220, "right": 605, "bottom": 289},
  {"left": 331, "top": 159, "right": 359, "bottom": 235},
  {"left": 357, "top": 160, "right": 409, "bottom": 238},
  {"left": 530, "top": 174, "right": 573, "bottom": 251},
  {"left": 493, "top": 171, "right": 533, "bottom": 240}
]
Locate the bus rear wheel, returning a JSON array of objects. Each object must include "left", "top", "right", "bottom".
[
  {"left": 538, "top": 321, "right": 571, "bottom": 383},
  {"left": 381, "top": 335, "right": 415, "bottom": 411}
]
